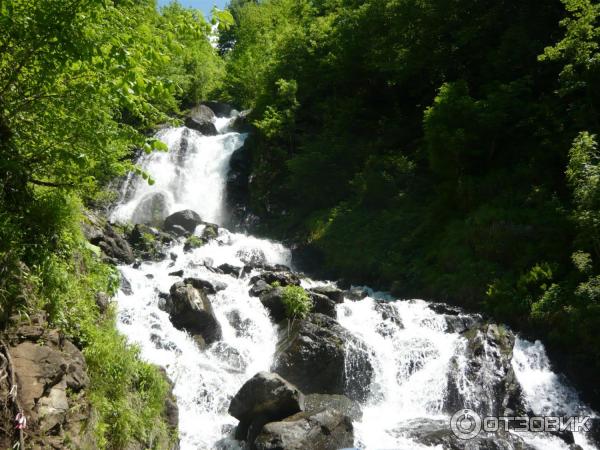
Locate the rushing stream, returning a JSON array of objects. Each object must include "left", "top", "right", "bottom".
[{"left": 110, "top": 114, "right": 598, "bottom": 450}]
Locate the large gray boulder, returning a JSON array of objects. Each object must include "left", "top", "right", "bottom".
[
  {"left": 131, "top": 192, "right": 170, "bottom": 227},
  {"left": 163, "top": 209, "right": 202, "bottom": 234},
  {"left": 445, "top": 324, "right": 525, "bottom": 417},
  {"left": 253, "top": 409, "right": 354, "bottom": 450},
  {"left": 229, "top": 372, "right": 304, "bottom": 442},
  {"left": 272, "top": 313, "right": 373, "bottom": 402},
  {"left": 185, "top": 104, "right": 218, "bottom": 135},
  {"left": 165, "top": 281, "right": 222, "bottom": 344}
]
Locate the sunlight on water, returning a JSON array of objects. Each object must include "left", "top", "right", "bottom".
[{"left": 112, "top": 112, "right": 598, "bottom": 450}]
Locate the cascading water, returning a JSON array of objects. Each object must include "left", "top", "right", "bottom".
[{"left": 111, "top": 113, "right": 598, "bottom": 450}]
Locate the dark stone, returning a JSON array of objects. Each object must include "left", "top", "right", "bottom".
[
  {"left": 290, "top": 243, "right": 325, "bottom": 278},
  {"left": 444, "top": 314, "right": 483, "bottom": 334},
  {"left": 253, "top": 409, "right": 354, "bottom": 450},
  {"left": 164, "top": 210, "right": 202, "bottom": 234},
  {"left": 225, "top": 141, "right": 254, "bottom": 229},
  {"left": 202, "top": 101, "right": 234, "bottom": 118},
  {"left": 249, "top": 280, "right": 273, "bottom": 298},
  {"left": 184, "top": 277, "right": 222, "bottom": 295},
  {"left": 374, "top": 301, "right": 403, "bottom": 328},
  {"left": 428, "top": 302, "right": 464, "bottom": 316},
  {"left": 120, "top": 273, "right": 133, "bottom": 296},
  {"left": 344, "top": 287, "right": 369, "bottom": 301},
  {"left": 310, "top": 286, "right": 344, "bottom": 304},
  {"left": 309, "top": 292, "right": 337, "bottom": 319},
  {"left": 304, "top": 394, "right": 362, "bottom": 421},
  {"left": 229, "top": 372, "right": 304, "bottom": 440},
  {"left": 185, "top": 104, "right": 218, "bottom": 135},
  {"left": 169, "top": 224, "right": 189, "bottom": 237},
  {"left": 226, "top": 310, "right": 253, "bottom": 337},
  {"left": 91, "top": 224, "right": 134, "bottom": 264},
  {"left": 260, "top": 288, "right": 287, "bottom": 323},
  {"left": 250, "top": 271, "right": 301, "bottom": 288},
  {"left": 272, "top": 313, "right": 373, "bottom": 402},
  {"left": 231, "top": 109, "right": 252, "bottom": 133},
  {"left": 165, "top": 281, "right": 222, "bottom": 344},
  {"left": 445, "top": 324, "right": 525, "bottom": 417},
  {"left": 95, "top": 292, "right": 111, "bottom": 314},
  {"left": 168, "top": 270, "right": 184, "bottom": 277},
  {"left": 394, "top": 418, "right": 535, "bottom": 450},
  {"left": 219, "top": 263, "right": 243, "bottom": 277}
]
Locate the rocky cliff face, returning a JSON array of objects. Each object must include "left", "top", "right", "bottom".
[{"left": 0, "top": 314, "right": 96, "bottom": 449}]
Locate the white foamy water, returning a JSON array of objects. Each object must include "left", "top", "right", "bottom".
[
  {"left": 112, "top": 113, "right": 598, "bottom": 450},
  {"left": 111, "top": 124, "right": 246, "bottom": 226}
]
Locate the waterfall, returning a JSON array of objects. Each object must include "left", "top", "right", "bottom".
[{"left": 111, "top": 114, "right": 598, "bottom": 450}]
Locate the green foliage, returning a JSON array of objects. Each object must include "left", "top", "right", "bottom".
[
  {"left": 185, "top": 234, "right": 205, "bottom": 249},
  {"left": 0, "top": 0, "right": 222, "bottom": 447},
  {"left": 221, "top": 0, "right": 600, "bottom": 404},
  {"left": 281, "top": 285, "right": 312, "bottom": 320}
]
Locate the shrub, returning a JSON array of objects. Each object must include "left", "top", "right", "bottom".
[{"left": 281, "top": 285, "right": 312, "bottom": 320}]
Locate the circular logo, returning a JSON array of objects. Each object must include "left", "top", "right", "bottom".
[{"left": 450, "top": 409, "right": 482, "bottom": 440}]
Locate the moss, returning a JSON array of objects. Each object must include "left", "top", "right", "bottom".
[{"left": 184, "top": 235, "right": 205, "bottom": 252}]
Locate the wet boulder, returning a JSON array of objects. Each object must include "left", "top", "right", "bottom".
[
  {"left": 427, "top": 302, "right": 483, "bottom": 334},
  {"left": 309, "top": 291, "right": 337, "bottom": 319},
  {"left": 219, "top": 263, "right": 243, "bottom": 278},
  {"left": 259, "top": 288, "right": 287, "bottom": 322},
  {"left": 344, "top": 287, "right": 369, "bottom": 301},
  {"left": 131, "top": 192, "right": 170, "bottom": 227},
  {"left": 202, "top": 101, "right": 235, "bottom": 118},
  {"left": 272, "top": 313, "right": 373, "bottom": 402},
  {"left": 163, "top": 209, "right": 202, "bottom": 234},
  {"left": 165, "top": 281, "right": 222, "bottom": 344},
  {"left": 129, "top": 223, "right": 173, "bottom": 261},
  {"left": 249, "top": 280, "right": 273, "bottom": 298},
  {"left": 394, "top": 418, "right": 535, "bottom": 450},
  {"left": 253, "top": 409, "right": 354, "bottom": 450},
  {"left": 445, "top": 324, "right": 525, "bottom": 417},
  {"left": 304, "top": 394, "right": 362, "bottom": 421},
  {"left": 231, "top": 109, "right": 252, "bottom": 133},
  {"left": 374, "top": 301, "right": 404, "bottom": 328},
  {"left": 236, "top": 247, "right": 267, "bottom": 266},
  {"left": 229, "top": 372, "right": 304, "bottom": 442},
  {"left": 183, "top": 277, "right": 226, "bottom": 295},
  {"left": 250, "top": 271, "right": 301, "bottom": 288},
  {"left": 309, "top": 286, "right": 344, "bottom": 304},
  {"left": 185, "top": 104, "right": 218, "bottom": 135}
]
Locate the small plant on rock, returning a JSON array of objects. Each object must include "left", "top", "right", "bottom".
[{"left": 281, "top": 285, "right": 312, "bottom": 320}]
